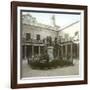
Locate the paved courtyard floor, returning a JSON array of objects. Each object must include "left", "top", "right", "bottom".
[{"left": 21, "top": 59, "right": 79, "bottom": 78}]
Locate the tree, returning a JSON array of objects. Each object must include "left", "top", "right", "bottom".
[
  {"left": 75, "top": 31, "right": 79, "bottom": 36},
  {"left": 53, "top": 37, "right": 59, "bottom": 58},
  {"left": 46, "top": 36, "right": 52, "bottom": 46}
]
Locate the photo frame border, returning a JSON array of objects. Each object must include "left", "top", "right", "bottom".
[{"left": 11, "top": 1, "right": 88, "bottom": 89}]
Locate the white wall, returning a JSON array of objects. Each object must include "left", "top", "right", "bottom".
[
  {"left": 22, "top": 24, "right": 57, "bottom": 40},
  {"left": 0, "top": 0, "right": 89, "bottom": 90},
  {"left": 59, "top": 21, "right": 80, "bottom": 38}
]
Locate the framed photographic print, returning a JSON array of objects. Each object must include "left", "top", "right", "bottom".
[{"left": 11, "top": 1, "right": 88, "bottom": 89}]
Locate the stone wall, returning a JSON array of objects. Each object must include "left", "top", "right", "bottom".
[
  {"left": 22, "top": 24, "right": 57, "bottom": 41},
  {"left": 58, "top": 21, "right": 80, "bottom": 38}
]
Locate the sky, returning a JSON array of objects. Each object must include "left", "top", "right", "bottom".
[
  {"left": 22, "top": 11, "right": 80, "bottom": 28},
  {"left": 22, "top": 11, "right": 80, "bottom": 37}
]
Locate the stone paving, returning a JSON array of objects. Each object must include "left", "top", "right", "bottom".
[{"left": 21, "top": 59, "right": 79, "bottom": 78}]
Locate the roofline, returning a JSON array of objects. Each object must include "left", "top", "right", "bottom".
[{"left": 57, "top": 20, "right": 80, "bottom": 32}]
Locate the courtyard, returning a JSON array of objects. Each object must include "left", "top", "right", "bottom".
[
  {"left": 21, "top": 12, "right": 80, "bottom": 79},
  {"left": 21, "top": 59, "right": 79, "bottom": 78}
]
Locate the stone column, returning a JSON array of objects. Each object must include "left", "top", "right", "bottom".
[
  {"left": 32, "top": 45, "right": 34, "bottom": 58},
  {"left": 39, "top": 46, "right": 40, "bottom": 56},
  {"left": 65, "top": 45, "right": 67, "bottom": 60},
  {"left": 70, "top": 43, "right": 73, "bottom": 63},
  {"left": 24, "top": 45, "right": 27, "bottom": 60},
  {"left": 61, "top": 46, "right": 63, "bottom": 59},
  {"left": 77, "top": 44, "right": 79, "bottom": 59}
]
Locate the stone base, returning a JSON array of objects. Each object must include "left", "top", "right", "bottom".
[{"left": 47, "top": 46, "right": 54, "bottom": 62}]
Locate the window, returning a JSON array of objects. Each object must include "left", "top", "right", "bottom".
[
  {"left": 26, "top": 33, "right": 31, "bottom": 40},
  {"left": 36, "top": 34, "right": 40, "bottom": 40}
]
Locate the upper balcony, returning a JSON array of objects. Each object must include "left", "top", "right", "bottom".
[{"left": 21, "top": 36, "right": 79, "bottom": 47}]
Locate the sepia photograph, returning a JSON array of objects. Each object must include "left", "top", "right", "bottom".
[
  {"left": 11, "top": 1, "right": 87, "bottom": 88},
  {"left": 21, "top": 10, "right": 80, "bottom": 78}
]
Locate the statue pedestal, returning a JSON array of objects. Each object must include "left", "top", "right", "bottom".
[{"left": 47, "top": 46, "right": 54, "bottom": 62}]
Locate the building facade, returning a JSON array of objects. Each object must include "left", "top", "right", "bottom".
[{"left": 21, "top": 14, "right": 79, "bottom": 62}]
